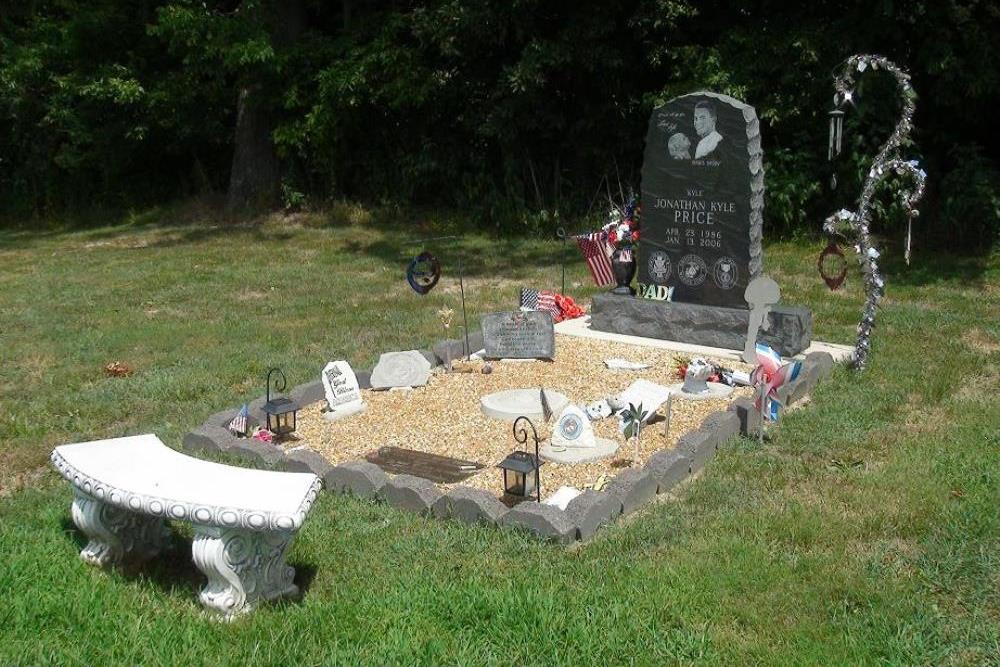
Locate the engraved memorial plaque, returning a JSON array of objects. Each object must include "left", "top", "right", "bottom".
[
  {"left": 638, "top": 91, "right": 764, "bottom": 308},
  {"left": 481, "top": 311, "right": 555, "bottom": 359}
]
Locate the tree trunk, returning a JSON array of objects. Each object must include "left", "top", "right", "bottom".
[{"left": 226, "top": 83, "right": 280, "bottom": 215}]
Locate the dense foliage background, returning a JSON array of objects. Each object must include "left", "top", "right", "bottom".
[{"left": 2, "top": 0, "right": 997, "bottom": 248}]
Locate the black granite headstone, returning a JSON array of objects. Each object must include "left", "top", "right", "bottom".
[{"left": 639, "top": 92, "right": 763, "bottom": 308}]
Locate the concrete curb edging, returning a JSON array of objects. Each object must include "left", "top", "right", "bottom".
[{"left": 179, "top": 333, "right": 833, "bottom": 544}]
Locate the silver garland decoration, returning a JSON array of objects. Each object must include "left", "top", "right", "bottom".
[{"left": 824, "top": 54, "right": 927, "bottom": 371}]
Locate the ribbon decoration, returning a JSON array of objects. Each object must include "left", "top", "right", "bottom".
[{"left": 751, "top": 343, "right": 802, "bottom": 422}]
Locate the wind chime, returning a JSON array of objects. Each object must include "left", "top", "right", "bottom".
[{"left": 821, "top": 54, "right": 927, "bottom": 371}]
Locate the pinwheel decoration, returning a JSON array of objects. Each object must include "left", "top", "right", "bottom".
[{"left": 751, "top": 343, "right": 802, "bottom": 423}]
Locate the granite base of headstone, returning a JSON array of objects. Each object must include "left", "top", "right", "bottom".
[{"left": 590, "top": 292, "right": 811, "bottom": 357}]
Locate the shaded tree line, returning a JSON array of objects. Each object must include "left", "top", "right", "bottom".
[{"left": 1, "top": 0, "right": 997, "bottom": 248}]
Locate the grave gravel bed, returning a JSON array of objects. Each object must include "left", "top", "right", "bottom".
[{"left": 296, "top": 335, "right": 753, "bottom": 496}]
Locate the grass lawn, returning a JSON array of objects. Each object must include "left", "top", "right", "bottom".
[{"left": 1, "top": 203, "right": 997, "bottom": 664}]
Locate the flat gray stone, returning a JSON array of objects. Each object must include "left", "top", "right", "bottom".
[
  {"left": 437, "top": 486, "right": 508, "bottom": 524},
  {"left": 501, "top": 502, "right": 577, "bottom": 544},
  {"left": 281, "top": 448, "right": 334, "bottom": 477},
  {"left": 644, "top": 449, "right": 691, "bottom": 493},
  {"left": 323, "top": 461, "right": 387, "bottom": 499},
  {"left": 605, "top": 468, "right": 658, "bottom": 515},
  {"left": 728, "top": 397, "right": 762, "bottom": 437},
  {"left": 700, "top": 410, "right": 741, "bottom": 449},
  {"left": 228, "top": 438, "right": 285, "bottom": 467},
  {"left": 380, "top": 474, "right": 443, "bottom": 516},
  {"left": 370, "top": 351, "right": 433, "bottom": 389},
  {"left": 481, "top": 388, "right": 570, "bottom": 422},
  {"left": 565, "top": 490, "right": 620, "bottom": 541},
  {"left": 676, "top": 429, "right": 717, "bottom": 473},
  {"left": 590, "top": 293, "right": 812, "bottom": 357}
]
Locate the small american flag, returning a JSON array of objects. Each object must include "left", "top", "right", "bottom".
[
  {"left": 520, "top": 288, "right": 559, "bottom": 318},
  {"left": 575, "top": 232, "right": 615, "bottom": 286},
  {"left": 228, "top": 404, "right": 250, "bottom": 436}
]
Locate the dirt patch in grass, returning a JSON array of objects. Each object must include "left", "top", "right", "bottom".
[{"left": 961, "top": 328, "right": 999, "bottom": 355}]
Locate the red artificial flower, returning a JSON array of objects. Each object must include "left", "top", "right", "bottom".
[{"left": 631, "top": 230, "right": 640, "bottom": 241}]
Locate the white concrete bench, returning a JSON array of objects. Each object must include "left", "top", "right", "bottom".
[{"left": 51, "top": 434, "right": 322, "bottom": 617}]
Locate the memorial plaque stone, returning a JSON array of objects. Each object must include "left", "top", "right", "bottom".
[
  {"left": 638, "top": 91, "right": 763, "bottom": 308},
  {"left": 481, "top": 311, "right": 555, "bottom": 359}
]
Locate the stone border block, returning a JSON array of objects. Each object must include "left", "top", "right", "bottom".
[
  {"left": 676, "top": 429, "right": 718, "bottom": 473},
  {"left": 565, "top": 490, "right": 620, "bottom": 541},
  {"left": 728, "top": 397, "right": 762, "bottom": 438},
  {"left": 181, "top": 424, "right": 239, "bottom": 455},
  {"left": 700, "top": 410, "right": 741, "bottom": 449},
  {"left": 281, "top": 448, "right": 334, "bottom": 477},
  {"left": 290, "top": 380, "right": 325, "bottom": 407},
  {"left": 380, "top": 474, "right": 443, "bottom": 516},
  {"left": 355, "top": 369, "right": 372, "bottom": 390},
  {"left": 322, "top": 461, "right": 386, "bottom": 500},
  {"left": 803, "top": 350, "right": 835, "bottom": 380},
  {"left": 437, "top": 486, "right": 509, "bottom": 525},
  {"left": 228, "top": 438, "right": 285, "bottom": 467},
  {"left": 789, "top": 363, "right": 820, "bottom": 405},
  {"left": 501, "top": 502, "right": 577, "bottom": 544},
  {"left": 207, "top": 408, "right": 239, "bottom": 428},
  {"left": 644, "top": 449, "right": 691, "bottom": 493},
  {"left": 605, "top": 468, "right": 658, "bottom": 515}
]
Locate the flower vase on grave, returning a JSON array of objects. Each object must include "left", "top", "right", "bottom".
[{"left": 611, "top": 247, "right": 637, "bottom": 296}]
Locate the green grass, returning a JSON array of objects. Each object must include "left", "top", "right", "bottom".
[{"left": 1, "top": 203, "right": 997, "bottom": 665}]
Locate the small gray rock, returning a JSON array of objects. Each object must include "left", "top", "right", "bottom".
[
  {"left": 281, "top": 448, "right": 334, "bottom": 477},
  {"left": 644, "top": 449, "right": 691, "bottom": 493},
  {"left": 323, "top": 461, "right": 387, "bottom": 500},
  {"left": 439, "top": 486, "right": 508, "bottom": 525},
  {"left": 432, "top": 338, "right": 468, "bottom": 366},
  {"left": 380, "top": 474, "right": 443, "bottom": 516},
  {"left": 565, "top": 490, "right": 620, "bottom": 541},
  {"left": 605, "top": 468, "right": 658, "bottom": 515},
  {"left": 700, "top": 410, "right": 741, "bottom": 449},
  {"left": 501, "top": 502, "right": 577, "bottom": 545}
]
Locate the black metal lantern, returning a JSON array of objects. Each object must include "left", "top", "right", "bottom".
[
  {"left": 263, "top": 368, "right": 299, "bottom": 438},
  {"left": 497, "top": 416, "right": 543, "bottom": 502}
]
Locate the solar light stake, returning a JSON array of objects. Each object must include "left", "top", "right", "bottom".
[
  {"left": 264, "top": 367, "right": 300, "bottom": 438},
  {"left": 662, "top": 392, "right": 673, "bottom": 439},
  {"left": 496, "top": 416, "right": 543, "bottom": 503},
  {"left": 757, "top": 379, "right": 767, "bottom": 446}
]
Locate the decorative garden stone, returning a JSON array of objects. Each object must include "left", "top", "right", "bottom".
[
  {"left": 370, "top": 351, "right": 432, "bottom": 389},
  {"left": 50, "top": 434, "right": 322, "bottom": 617}
]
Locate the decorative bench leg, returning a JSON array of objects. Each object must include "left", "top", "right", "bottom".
[
  {"left": 71, "top": 491, "right": 171, "bottom": 566},
  {"left": 191, "top": 526, "right": 299, "bottom": 617}
]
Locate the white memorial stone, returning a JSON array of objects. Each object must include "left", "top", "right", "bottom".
[
  {"left": 618, "top": 379, "right": 673, "bottom": 420},
  {"left": 321, "top": 361, "right": 365, "bottom": 421},
  {"left": 540, "top": 405, "right": 619, "bottom": 464},
  {"left": 370, "top": 350, "right": 432, "bottom": 389},
  {"left": 604, "top": 358, "right": 651, "bottom": 371},
  {"left": 480, "top": 388, "right": 570, "bottom": 422},
  {"left": 543, "top": 485, "right": 583, "bottom": 510}
]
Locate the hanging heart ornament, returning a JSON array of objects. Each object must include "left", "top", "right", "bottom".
[{"left": 817, "top": 240, "right": 847, "bottom": 290}]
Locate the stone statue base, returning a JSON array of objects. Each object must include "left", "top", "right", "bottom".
[{"left": 590, "top": 293, "right": 812, "bottom": 357}]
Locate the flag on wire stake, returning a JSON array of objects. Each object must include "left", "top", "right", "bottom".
[
  {"left": 228, "top": 404, "right": 250, "bottom": 437},
  {"left": 520, "top": 288, "right": 559, "bottom": 319},
  {"left": 574, "top": 232, "right": 615, "bottom": 286}
]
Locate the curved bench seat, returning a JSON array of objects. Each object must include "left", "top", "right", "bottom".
[{"left": 51, "top": 434, "right": 322, "bottom": 617}]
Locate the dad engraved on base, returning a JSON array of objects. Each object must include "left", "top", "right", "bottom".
[{"left": 638, "top": 91, "right": 764, "bottom": 308}]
